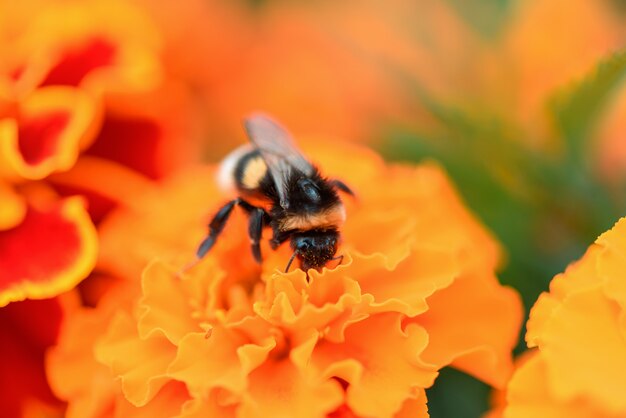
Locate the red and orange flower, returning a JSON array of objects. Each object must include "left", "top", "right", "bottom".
[
  {"left": 47, "top": 140, "right": 522, "bottom": 417},
  {"left": 0, "top": 0, "right": 198, "bottom": 307},
  {"left": 0, "top": 0, "right": 199, "bottom": 415}
]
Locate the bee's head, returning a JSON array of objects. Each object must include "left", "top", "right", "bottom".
[{"left": 290, "top": 229, "right": 339, "bottom": 271}]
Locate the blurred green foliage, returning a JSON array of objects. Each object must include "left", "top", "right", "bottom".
[
  {"left": 427, "top": 368, "right": 491, "bottom": 418},
  {"left": 446, "top": 0, "right": 511, "bottom": 38}
]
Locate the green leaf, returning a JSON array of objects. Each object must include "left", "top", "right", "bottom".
[
  {"left": 426, "top": 367, "right": 491, "bottom": 418},
  {"left": 549, "top": 50, "right": 626, "bottom": 164}
]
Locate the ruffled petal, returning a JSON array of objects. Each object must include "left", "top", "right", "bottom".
[
  {"left": 394, "top": 390, "right": 429, "bottom": 418},
  {"left": 313, "top": 313, "right": 437, "bottom": 418},
  {"left": 534, "top": 285, "right": 626, "bottom": 413},
  {"left": 327, "top": 390, "right": 428, "bottom": 418},
  {"left": 95, "top": 311, "right": 177, "bottom": 407},
  {"left": 167, "top": 328, "right": 268, "bottom": 397},
  {"left": 239, "top": 356, "right": 344, "bottom": 418},
  {"left": 0, "top": 196, "right": 97, "bottom": 307},
  {"left": 596, "top": 218, "right": 626, "bottom": 327},
  {"left": 525, "top": 247, "right": 600, "bottom": 348},
  {"left": 138, "top": 261, "right": 203, "bottom": 344},
  {"left": 412, "top": 269, "right": 523, "bottom": 388},
  {"left": 113, "top": 380, "right": 189, "bottom": 418},
  {"left": 344, "top": 164, "right": 501, "bottom": 273},
  {"left": 255, "top": 265, "right": 365, "bottom": 338},
  {"left": 0, "top": 86, "right": 100, "bottom": 180},
  {"left": 500, "top": 352, "right": 616, "bottom": 418},
  {"left": 338, "top": 247, "right": 459, "bottom": 317},
  {"left": 46, "top": 282, "right": 138, "bottom": 418},
  {"left": 178, "top": 394, "right": 237, "bottom": 418}
]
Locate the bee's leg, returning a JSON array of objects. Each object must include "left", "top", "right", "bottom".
[
  {"left": 330, "top": 179, "right": 355, "bottom": 197},
  {"left": 196, "top": 199, "right": 238, "bottom": 259},
  {"left": 196, "top": 197, "right": 263, "bottom": 259},
  {"left": 248, "top": 207, "right": 266, "bottom": 263},
  {"left": 269, "top": 228, "right": 291, "bottom": 250}
]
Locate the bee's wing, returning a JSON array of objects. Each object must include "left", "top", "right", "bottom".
[{"left": 244, "top": 113, "right": 314, "bottom": 209}]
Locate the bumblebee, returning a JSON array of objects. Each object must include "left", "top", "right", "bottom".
[{"left": 196, "top": 113, "right": 353, "bottom": 272}]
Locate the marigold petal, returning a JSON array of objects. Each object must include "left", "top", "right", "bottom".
[
  {"left": 96, "top": 165, "right": 221, "bottom": 279},
  {"left": 313, "top": 313, "right": 437, "bottom": 418},
  {"left": 501, "top": 352, "right": 616, "bottom": 418},
  {"left": 239, "top": 358, "right": 343, "bottom": 418},
  {"left": 46, "top": 282, "right": 137, "bottom": 418},
  {"left": 41, "top": 36, "right": 118, "bottom": 88},
  {"left": 20, "top": 399, "right": 64, "bottom": 418},
  {"left": 394, "top": 390, "right": 429, "bottom": 418},
  {"left": 534, "top": 285, "right": 626, "bottom": 413},
  {"left": 413, "top": 269, "right": 523, "bottom": 388},
  {"left": 596, "top": 218, "right": 626, "bottom": 323},
  {"left": 0, "top": 197, "right": 97, "bottom": 307},
  {"left": 525, "top": 247, "right": 600, "bottom": 348},
  {"left": 0, "top": 86, "right": 100, "bottom": 180},
  {"left": 24, "top": 0, "right": 162, "bottom": 93},
  {"left": 46, "top": 296, "right": 109, "bottom": 401},
  {"left": 167, "top": 329, "right": 259, "bottom": 396},
  {"left": 338, "top": 247, "right": 459, "bottom": 317},
  {"left": 138, "top": 261, "right": 202, "bottom": 344},
  {"left": 255, "top": 266, "right": 364, "bottom": 336},
  {"left": 95, "top": 311, "right": 177, "bottom": 407},
  {"left": 300, "top": 139, "right": 385, "bottom": 187},
  {"left": 113, "top": 380, "right": 189, "bottom": 418},
  {"left": 341, "top": 164, "right": 502, "bottom": 275},
  {"left": 178, "top": 394, "right": 237, "bottom": 418},
  {"left": 342, "top": 207, "right": 416, "bottom": 267},
  {"left": 84, "top": 114, "right": 168, "bottom": 180},
  {"left": 49, "top": 156, "right": 157, "bottom": 217},
  {"left": 0, "top": 180, "right": 26, "bottom": 230}
]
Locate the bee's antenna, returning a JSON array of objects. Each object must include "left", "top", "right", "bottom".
[{"left": 284, "top": 250, "right": 298, "bottom": 273}]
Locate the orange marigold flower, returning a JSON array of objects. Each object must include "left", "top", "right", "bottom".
[
  {"left": 48, "top": 140, "right": 522, "bottom": 418},
  {"left": 487, "top": 217, "right": 626, "bottom": 418}
]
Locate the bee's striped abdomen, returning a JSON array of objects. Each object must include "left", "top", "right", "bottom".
[
  {"left": 217, "top": 145, "right": 269, "bottom": 195},
  {"left": 235, "top": 150, "right": 268, "bottom": 191}
]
